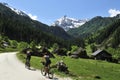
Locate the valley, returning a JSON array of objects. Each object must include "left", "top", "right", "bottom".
[{"left": 0, "top": 2, "right": 120, "bottom": 80}]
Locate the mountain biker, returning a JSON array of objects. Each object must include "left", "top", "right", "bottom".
[
  {"left": 25, "top": 50, "right": 31, "bottom": 69},
  {"left": 42, "top": 51, "right": 51, "bottom": 76}
]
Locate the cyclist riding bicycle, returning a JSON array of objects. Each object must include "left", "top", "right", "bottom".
[
  {"left": 25, "top": 50, "right": 31, "bottom": 69},
  {"left": 41, "top": 52, "right": 51, "bottom": 76}
]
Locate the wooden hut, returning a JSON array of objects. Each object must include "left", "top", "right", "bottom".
[
  {"left": 70, "top": 47, "right": 88, "bottom": 59},
  {"left": 91, "top": 49, "right": 112, "bottom": 61}
]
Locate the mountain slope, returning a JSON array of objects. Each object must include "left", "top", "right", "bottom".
[
  {"left": 67, "top": 16, "right": 116, "bottom": 38},
  {"left": 52, "top": 15, "right": 88, "bottom": 31},
  {"left": 2, "top": 2, "right": 29, "bottom": 17},
  {"left": 93, "top": 19, "right": 120, "bottom": 48},
  {"left": 0, "top": 3, "right": 70, "bottom": 39},
  {"left": 50, "top": 26, "right": 72, "bottom": 39},
  {"left": 0, "top": 3, "right": 73, "bottom": 48}
]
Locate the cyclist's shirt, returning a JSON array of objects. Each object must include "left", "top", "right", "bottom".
[
  {"left": 44, "top": 55, "right": 49, "bottom": 60},
  {"left": 44, "top": 55, "right": 51, "bottom": 67},
  {"left": 26, "top": 51, "right": 31, "bottom": 60}
]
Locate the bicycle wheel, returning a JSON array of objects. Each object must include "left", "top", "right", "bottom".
[
  {"left": 25, "top": 61, "right": 30, "bottom": 69},
  {"left": 41, "top": 68, "right": 46, "bottom": 76},
  {"left": 48, "top": 70, "right": 54, "bottom": 79},
  {"left": 25, "top": 62, "right": 27, "bottom": 68}
]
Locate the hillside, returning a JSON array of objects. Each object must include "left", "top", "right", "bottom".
[
  {"left": 0, "top": 3, "right": 73, "bottom": 48},
  {"left": 67, "top": 16, "right": 116, "bottom": 38},
  {"left": 50, "top": 26, "right": 72, "bottom": 39},
  {"left": 85, "top": 18, "right": 120, "bottom": 59},
  {"left": 90, "top": 18, "right": 120, "bottom": 48}
]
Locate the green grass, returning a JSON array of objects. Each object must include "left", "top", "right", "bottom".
[
  {"left": 17, "top": 53, "right": 120, "bottom": 80},
  {"left": 0, "top": 48, "right": 18, "bottom": 53}
]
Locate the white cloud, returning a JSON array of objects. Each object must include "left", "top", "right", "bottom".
[
  {"left": 108, "top": 9, "right": 120, "bottom": 17},
  {"left": 28, "top": 13, "right": 38, "bottom": 20}
]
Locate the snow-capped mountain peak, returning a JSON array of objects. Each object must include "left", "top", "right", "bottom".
[
  {"left": 52, "top": 15, "right": 88, "bottom": 31},
  {"left": 2, "top": 2, "right": 28, "bottom": 17}
]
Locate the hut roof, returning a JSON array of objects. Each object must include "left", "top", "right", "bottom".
[
  {"left": 71, "top": 52, "right": 79, "bottom": 55},
  {"left": 92, "top": 49, "right": 103, "bottom": 56},
  {"left": 92, "top": 49, "right": 112, "bottom": 57}
]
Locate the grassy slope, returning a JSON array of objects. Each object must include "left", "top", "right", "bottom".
[{"left": 17, "top": 53, "right": 120, "bottom": 80}]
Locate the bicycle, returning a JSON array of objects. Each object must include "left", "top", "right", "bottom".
[{"left": 41, "top": 62, "right": 54, "bottom": 79}]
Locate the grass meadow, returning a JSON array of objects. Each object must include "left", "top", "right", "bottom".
[{"left": 17, "top": 53, "right": 120, "bottom": 80}]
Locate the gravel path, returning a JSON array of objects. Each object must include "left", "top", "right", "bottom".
[{"left": 0, "top": 52, "right": 71, "bottom": 80}]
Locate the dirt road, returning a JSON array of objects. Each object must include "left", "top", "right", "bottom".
[{"left": 0, "top": 52, "right": 71, "bottom": 80}]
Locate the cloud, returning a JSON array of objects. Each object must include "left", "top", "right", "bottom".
[
  {"left": 28, "top": 13, "right": 38, "bottom": 20},
  {"left": 108, "top": 9, "right": 120, "bottom": 17}
]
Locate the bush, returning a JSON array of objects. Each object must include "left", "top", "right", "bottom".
[
  {"left": 10, "top": 40, "right": 18, "bottom": 48},
  {"left": 71, "top": 45, "right": 79, "bottom": 53},
  {"left": 18, "top": 42, "right": 29, "bottom": 51}
]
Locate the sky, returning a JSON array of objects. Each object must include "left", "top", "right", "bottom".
[{"left": 0, "top": 0, "right": 120, "bottom": 25}]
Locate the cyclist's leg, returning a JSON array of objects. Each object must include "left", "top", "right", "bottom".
[
  {"left": 26, "top": 59, "right": 30, "bottom": 69},
  {"left": 44, "top": 63, "right": 48, "bottom": 76},
  {"left": 25, "top": 59, "right": 28, "bottom": 68}
]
